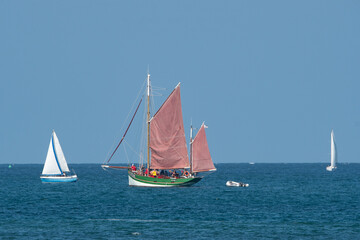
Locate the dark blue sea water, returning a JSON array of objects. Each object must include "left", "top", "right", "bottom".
[{"left": 1, "top": 163, "right": 360, "bottom": 239}]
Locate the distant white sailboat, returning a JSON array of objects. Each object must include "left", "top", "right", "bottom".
[
  {"left": 326, "top": 130, "right": 337, "bottom": 171},
  {"left": 40, "top": 131, "right": 77, "bottom": 182}
]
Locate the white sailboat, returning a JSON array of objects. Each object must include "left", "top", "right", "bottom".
[
  {"left": 40, "top": 131, "right": 77, "bottom": 182},
  {"left": 326, "top": 130, "right": 337, "bottom": 171}
]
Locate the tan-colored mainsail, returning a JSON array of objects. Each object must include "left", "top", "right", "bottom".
[
  {"left": 192, "top": 123, "right": 216, "bottom": 172},
  {"left": 150, "top": 84, "right": 189, "bottom": 169}
]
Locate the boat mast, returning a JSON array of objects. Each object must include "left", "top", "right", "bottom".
[
  {"left": 189, "top": 120, "right": 193, "bottom": 174},
  {"left": 147, "top": 72, "right": 151, "bottom": 175}
]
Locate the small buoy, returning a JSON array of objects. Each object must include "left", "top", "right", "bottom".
[
  {"left": 131, "top": 232, "right": 141, "bottom": 236},
  {"left": 8, "top": 164, "right": 12, "bottom": 169}
]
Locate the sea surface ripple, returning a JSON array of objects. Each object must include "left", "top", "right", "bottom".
[{"left": 1, "top": 163, "right": 359, "bottom": 239}]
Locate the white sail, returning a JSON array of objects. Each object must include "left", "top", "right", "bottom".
[
  {"left": 330, "top": 130, "right": 336, "bottom": 168},
  {"left": 327, "top": 129, "right": 337, "bottom": 171},
  {"left": 42, "top": 134, "right": 62, "bottom": 175},
  {"left": 52, "top": 131, "right": 70, "bottom": 172}
]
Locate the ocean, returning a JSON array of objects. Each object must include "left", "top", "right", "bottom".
[{"left": 1, "top": 163, "right": 359, "bottom": 239}]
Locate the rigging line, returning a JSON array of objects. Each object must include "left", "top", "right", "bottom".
[
  {"left": 104, "top": 79, "right": 147, "bottom": 163},
  {"left": 123, "top": 144, "right": 130, "bottom": 165},
  {"left": 123, "top": 140, "right": 142, "bottom": 159},
  {"left": 151, "top": 86, "right": 166, "bottom": 90},
  {"left": 106, "top": 98, "right": 143, "bottom": 164}
]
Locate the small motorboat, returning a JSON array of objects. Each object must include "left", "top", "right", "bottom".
[{"left": 226, "top": 181, "right": 249, "bottom": 187}]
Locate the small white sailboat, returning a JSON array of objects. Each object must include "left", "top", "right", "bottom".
[
  {"left": 226, "top": 181, "right": 249, "bottom": 187},
  {"left": 326, "top": 130, "right": 337, "bottom": 172},
  {"left": 40, "top": 131, "right": 77, "bottom": 182}
]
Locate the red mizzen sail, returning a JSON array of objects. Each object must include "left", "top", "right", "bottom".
[
  {"left": 192, "top": 123, "right": 216, "bottom": 172},
  {"left": 150, "top": 84, "right": 189, "bottom": 169}
]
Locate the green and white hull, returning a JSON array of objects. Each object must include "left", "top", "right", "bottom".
[{"left": 128, "top": 171, "right": 202, "bottom": 187}]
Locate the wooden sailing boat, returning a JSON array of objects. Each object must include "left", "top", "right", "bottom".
[
  {"left": 40, "top": 130, "right": 77, "bottom": 182},
  {"left": 102, "top": 72, "right": 216, "bottom": 187},
  {"left": 326, "top": 129, "right": 337, "bottom": 171}
]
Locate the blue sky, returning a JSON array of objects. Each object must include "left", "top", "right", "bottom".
[{"left": 1, "top": 0, "right": 360, "bottom": 164}]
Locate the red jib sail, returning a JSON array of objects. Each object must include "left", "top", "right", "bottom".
[
  {"left": 192, "top": 123, "right": 216, "bottom": 172},
  {"left": 150, "top": 84, "right": 189, "bottom": 169}
]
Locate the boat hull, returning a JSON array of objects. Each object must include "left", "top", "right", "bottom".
[
  {"left": 40, "top": 175, "right": 78, "bottom": 183},
  {"left": 226, "top": 181, "right": 249, "bottom": 187},
  {"left": 326, "top": 166, "right": 337, "bottom": 171},
  {"left": 128, "top": 171, "right": 202, "bottom": 187}
]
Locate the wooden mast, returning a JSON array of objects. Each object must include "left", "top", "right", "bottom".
[{"left": 147, "top": 72, "right": 151, "bottom": 175}]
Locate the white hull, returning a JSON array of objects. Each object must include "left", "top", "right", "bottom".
[
  {"left": 226, "top": 181, "right": 249, "bottom": 187},
  {"left": 128, "top": 175, "right": 176, "bottom": 188},
  {"left": 40, "top": 174, "right": 78, "bottom": 182},
  {"left": 326, "top": 165, "right": 337, "bottom": 172}
]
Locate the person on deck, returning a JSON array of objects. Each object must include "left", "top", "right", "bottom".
[
  {"left": 131, "top": 164, "right": 136, "bottom": 172},
  {"left": 151, "top": 169, "right": 157, "bottom": 177}
]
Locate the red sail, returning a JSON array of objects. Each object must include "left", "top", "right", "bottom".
[
  {"left": 150, "top": 84, "right": 189, "bottom": 169},
  {"left": 192, "top": 123, "right": 216, "bottom": 172}
]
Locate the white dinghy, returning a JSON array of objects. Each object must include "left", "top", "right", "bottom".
[{"left": 226, "top": 181, "right": 249, "bottom": 187}]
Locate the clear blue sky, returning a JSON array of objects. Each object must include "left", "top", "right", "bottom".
[{"left": 1, "top": 0, "right": 360, "bottom": 164}]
